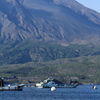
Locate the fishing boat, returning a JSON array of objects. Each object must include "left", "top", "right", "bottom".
[
  {"left": 0, "top": 84, "right": 24, "bottom": 91},
  {"left": 0, "top": 78, "right": 24, "bottom": 91},
  {"left": 36, "top": 78, "right": 79, "bottom": 88}
]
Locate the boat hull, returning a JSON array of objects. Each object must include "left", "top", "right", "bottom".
[{"left": 0, "top": 86, "right": 23, "bottom": 91}]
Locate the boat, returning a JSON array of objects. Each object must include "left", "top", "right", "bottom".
[
  {"left": 0, "top": 84, "right": 24, "bottom": 91},
  {"left": 36, "top": 82, "right": 43, "bottom": 88},
  {"left": 0, "top": 78, "right": 24, "bottom": 91},
  {"left": 35, "top": 78, "right": 79, "bottom": 88}
]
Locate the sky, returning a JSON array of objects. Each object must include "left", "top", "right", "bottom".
[{"left": 76, "top": 0, "right": 100, "bottom": 12}]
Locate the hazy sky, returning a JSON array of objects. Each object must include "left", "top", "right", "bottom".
[{"left": 76, "top": 0, "right": 100, "bottom": 12}]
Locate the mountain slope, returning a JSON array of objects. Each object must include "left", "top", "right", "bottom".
[
  {"left": 1, "top": 0, "right": 100, "bottom": 84},
  {"left": 1, "top": 55, "right": 100, "bottom": 83},
  {"left": 0, "top": 41, "right": 100, "bottom": 65},
  {"left": 0, "top": 0, "right": 100, "bottom": 43}
]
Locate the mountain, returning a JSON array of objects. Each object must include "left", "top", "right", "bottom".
[
  {"left": 0, "top": 0, "right": 100, "bottom": 64},
  {"left": 1, "top": 0, "right": 100, "bottom": 83},
  {"left": 0, "top": 0, "right": 100, "bottom": 43}
]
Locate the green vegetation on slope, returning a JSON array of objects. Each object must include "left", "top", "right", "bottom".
[
  {"left": 0, "top": 55, "right": 100, "bottom": 84},
  {"left": 0, "top": 40, "right": 100, "bottom": 65},
  {"left": 0, "top": 41, "right": 100, "bottom": 83}
]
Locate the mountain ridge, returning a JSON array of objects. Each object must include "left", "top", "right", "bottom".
[{"left": 0, "top": 0, "right": 100, "bottom": 43}]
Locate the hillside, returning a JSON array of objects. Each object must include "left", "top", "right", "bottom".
[
  {"left": 0, "top": 0, "right": 100, "bottom": 43},
  {"left": 0, "top": 0, "right": 100, "bottom": 84},
  {"left": 1, "top": 55, "right": 100, "bottom": 83},
  {"left": 0, "top": 41, "right": 100, "bottom": 65},
  {"left": 0, "top": 41, "right": 100, "bottom": 83}
]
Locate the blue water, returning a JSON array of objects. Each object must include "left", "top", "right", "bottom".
[{"left": 0, "top": 85, "right": 100, "bottom": 100}]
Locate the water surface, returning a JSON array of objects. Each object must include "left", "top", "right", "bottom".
[{"left": 0, "top": 85, "right": 100, "bottom": 100}]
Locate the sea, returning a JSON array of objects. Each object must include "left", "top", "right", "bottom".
[{"left": 0, "top": 85, "right": 100, "bottom": 100}]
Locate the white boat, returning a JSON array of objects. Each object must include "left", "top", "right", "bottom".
[{"left": 36, "top": 82, "right": 43, "bottom": 88}]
